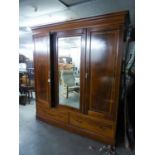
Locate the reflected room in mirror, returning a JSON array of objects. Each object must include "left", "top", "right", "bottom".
[{"left": 58, "top": 36, "right": 81, "bottom": 109}]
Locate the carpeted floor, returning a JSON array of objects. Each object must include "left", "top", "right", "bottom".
[{"left": 19, "top": 100, "right": 135, "bottom": 155}]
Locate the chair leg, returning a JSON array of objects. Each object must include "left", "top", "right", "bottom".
[
  {"left": 27, "top": 91, "right": 30, "bottom": 104},
  {"left": 25, "top": 90, "right": 30, "bottom": 104},
  {"left": 30, "top": 91, "right": 33, "bottom": 99},
  {"left": 66, "top": 86, "right": 69, "bottom": 98}
]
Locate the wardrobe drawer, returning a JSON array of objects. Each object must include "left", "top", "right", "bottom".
[
  {"left": 69, "top": 113, "right": 114, "bottom": 137},
  {"left": 37, "top": 104, "right": 68, "bottom": 124}
]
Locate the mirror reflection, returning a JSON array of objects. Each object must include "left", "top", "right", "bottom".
[{"left": 58, "top": 36, "right": 81, "bottom": 109}]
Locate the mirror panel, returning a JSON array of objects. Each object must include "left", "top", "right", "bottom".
[{"left": 58, "top": 36, "right": 81, "bottom": 109}]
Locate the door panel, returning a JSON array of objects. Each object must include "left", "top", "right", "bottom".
[
  {"left": 87, "top": 28, "right": 120, "bottom": 119},
  {"left": 52, "top": 29, "right": 86, "bottom": 112},
  {"left": 34, "top": 36, "right": 50, "bottom": 105},
  {"left": 70, "top": 112, "right": 115, "bottom": 137}
]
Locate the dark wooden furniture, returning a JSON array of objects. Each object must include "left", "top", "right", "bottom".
[
  {"left": 19, "top": 73, "right": 35, "bottom": 104},
  {"left": 32, "top": 11, "right": 129, "bottom": 145}
]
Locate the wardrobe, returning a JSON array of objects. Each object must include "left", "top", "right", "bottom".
[{"left": 32, "top": 11, "right": 129, "bottom": 145}]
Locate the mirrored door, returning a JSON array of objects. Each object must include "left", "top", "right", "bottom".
[{"left": 57, "top": 36, "right": 81, "bottom": 109}]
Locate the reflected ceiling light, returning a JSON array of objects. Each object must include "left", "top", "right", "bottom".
[
  {"left": 19, "top": 27, "right": 32, "bottom": 36},
  {"left": 23, "top": 43, "right": 34, "bottom": 49},
  {"left": 92, "top": 39, "right": 106, "bottom": 50},
  {"left": 26, "top": 14, "right": 68, "bottom": 27},
  {"left": 19, "top": 30, "right": 24, "bottom": 36},
  {"left": 25, "top": 27, "right": 32, "bottom": 32}
]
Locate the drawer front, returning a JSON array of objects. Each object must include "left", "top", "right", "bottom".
[
  {"left": 37, "top": 103, "right": 68, "bottom": 124},
  {"left": 70, "top": 113, "right": 115, "bottom": 138}
]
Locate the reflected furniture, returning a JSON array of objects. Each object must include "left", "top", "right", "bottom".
[
  {"left": 60, "top": 70, "right": 80, "bottom": 98},
  {"left": 59, "top": 56, "right": 72, "bottom": 64},
  {"left": 32, "top": 11, "right": 129, "bottom": 145}
]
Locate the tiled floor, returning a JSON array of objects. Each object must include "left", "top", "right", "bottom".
[{"left": 19, "top": 101, "right": 135, "bottom": 155}]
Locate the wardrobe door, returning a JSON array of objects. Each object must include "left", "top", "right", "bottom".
[
  {"left": 86, "top": 27, "right": 123, "bottom": 121},
  {"left": 33, "top": 35, "right": 51, "bottom": 106},
  {"left": 52, "top": 29, "right": 86, "bottom": 112}
]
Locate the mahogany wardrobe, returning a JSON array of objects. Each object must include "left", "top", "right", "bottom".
[{"left": 32, "top": 11, "right": 129, "bottom": 145}]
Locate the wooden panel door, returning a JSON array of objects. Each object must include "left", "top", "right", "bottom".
[
  {"left": 33, "top": 35, "right": 51, "bottom": 106},
  {"left": 86, "top": 27, "right": 123, "bottom": 121}
]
